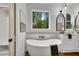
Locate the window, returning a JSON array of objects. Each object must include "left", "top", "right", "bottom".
[
  {"left": 66, "top": 14, "right": 72, "bottom": 29},
  {"left": 32, "top": 10, "right": 49, "bottom": 29}
]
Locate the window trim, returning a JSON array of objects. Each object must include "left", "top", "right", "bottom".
[{"left": 31, "top": 10, "right": 51, "bottom": 31}]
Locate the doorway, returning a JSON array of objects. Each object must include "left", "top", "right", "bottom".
[{"left": 0, "top": 3, "right": 16, "bottom": 56}]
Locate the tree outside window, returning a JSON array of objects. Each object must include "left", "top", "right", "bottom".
[
  {"left": 32, "top": 11, "right": 49, "bottom": 29},
  {"left": 66, "top": 14, "right": 72, "bottom": 29}
]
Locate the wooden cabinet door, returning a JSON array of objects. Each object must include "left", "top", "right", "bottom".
[{"left": 61, "top": 35, "right": 74, "bottom": 52}]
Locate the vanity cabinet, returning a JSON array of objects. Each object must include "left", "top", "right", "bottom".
[
  {"left": 60, "top": 34, "right": 79, "bottom": 53},
  {"left": 73, "top": 35, "right": 79, "bottom": 52}
]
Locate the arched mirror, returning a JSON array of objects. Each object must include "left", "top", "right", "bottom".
[
  {"left": 56, "top": 10, "right": 65, "bottom": 31},
  {"left": 75, "top": 12, "right": 79, "bottom": 31}
]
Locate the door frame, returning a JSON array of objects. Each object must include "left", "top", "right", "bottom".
[
  {"left": 14, "top": 3, "right": 16, "bottom": 56},
  {"left": 0, "top": 3, "right": 16, "bottom": 56},
  {"left": 9, "top": 3, "right": 16, "bottom": 56}
]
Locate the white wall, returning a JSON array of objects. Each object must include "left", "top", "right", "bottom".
[
  {"left": 26, "top": 3, "right": 65, "bottom": 32},
  {"left": 25, "top": 3, "right": 66, "bottom": 40},
  {"left": 16, "top": 3, "right": 27, "bottom": 56},
  {"left": 25, "top": 3, "right": 79, "bottom": 36},
  {"left": 26, "top": 3, "right": 79, "bottom": 33}
]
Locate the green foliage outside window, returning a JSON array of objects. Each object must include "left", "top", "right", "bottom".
[
  {"left": 32, "top": 11, "right": 49, "bottom": 29},
  {"left": 66, "top": 14, "right": 72, "bottom": 29}
]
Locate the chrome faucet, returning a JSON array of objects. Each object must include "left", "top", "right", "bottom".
[{"left": 39, "top": 36, "right": 45, "bottom": 39}]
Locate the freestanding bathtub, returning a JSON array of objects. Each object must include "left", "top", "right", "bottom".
[{"left": 26, "top": 39, "right": 61, "bottom": 56}]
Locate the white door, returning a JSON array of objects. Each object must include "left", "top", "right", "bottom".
[
  {"left": 0, "top": 3, "right": 16, "bottom": 56},
  {"left": 0, "top": 7, "right": 9, "bottom": 56}
]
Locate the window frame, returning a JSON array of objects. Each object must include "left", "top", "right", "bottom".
[{"left": 31, "top": 10, "right": 51, "bottom": 31}]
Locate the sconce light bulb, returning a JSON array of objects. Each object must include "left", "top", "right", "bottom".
[{"left": 65, "top": 5, "right": 67, "bottom": 9}]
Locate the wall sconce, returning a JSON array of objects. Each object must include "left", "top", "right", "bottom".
[{"left": 64, "top": 5, "right": 67, "bottom": 9}]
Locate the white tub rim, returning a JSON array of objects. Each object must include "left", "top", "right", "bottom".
[{"left": 26, "top": 39, "right": 61, "bottom": 47}]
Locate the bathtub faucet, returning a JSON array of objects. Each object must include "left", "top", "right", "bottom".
[{"left": 39, "top": 36, "right": 45, "bottom": 39}]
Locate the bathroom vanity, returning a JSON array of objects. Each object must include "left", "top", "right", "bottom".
[{"left": 60, "top": 33, "right": 79, "bottom": 53}]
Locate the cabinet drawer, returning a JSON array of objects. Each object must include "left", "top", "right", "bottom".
[
  {"left": 72, "top": 35, "right": 78, "bottom": 39},
  {"left": 74, "top": 46, "right": 79, "bottom": 50},
  {"left": 75, "top": 40, "right": 79, "bottom": 43},
  {"left": 77, "top": 46, "right": 79, "bottom": 48},
  {"left": 74, "top": 40, "right": 79, "bottom": 49}
]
